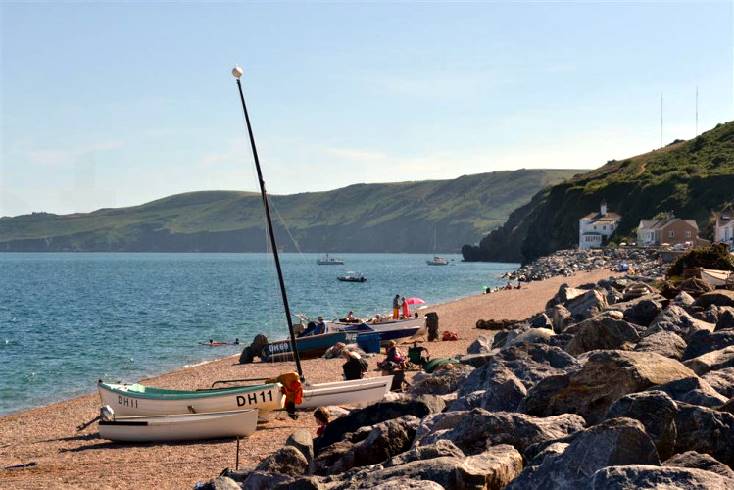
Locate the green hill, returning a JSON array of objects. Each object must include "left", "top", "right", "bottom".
[
  {"left": 0, "top": 169, "right": 578, "bottom": 253},
  {"left": 463, "top": 121, "right": 734, "bottom": 263}
]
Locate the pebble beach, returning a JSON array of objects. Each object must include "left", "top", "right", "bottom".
[{"left": 0, "top": 269, "right": 616, "bottom": 489}]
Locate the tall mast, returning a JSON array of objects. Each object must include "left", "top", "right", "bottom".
[{"left": 231, "top": 66, "right": 304, "bottom": 380}]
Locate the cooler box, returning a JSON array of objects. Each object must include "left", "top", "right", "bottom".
[{"left": 357, "top": 333, "right": 381, "bottom": 354}]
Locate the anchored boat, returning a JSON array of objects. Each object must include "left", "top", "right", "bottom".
[
  {"left": 337, "top": 271, "right": 367, "bottom": 282},
  {"left": 317, "top": 254, "right": 345, "bottom": 265},
  {"left": 97, "top": 381, "right": 284, "bottom": 416},
  {"left": 98, "top": 408, "right": 258, "bottom": 442}
]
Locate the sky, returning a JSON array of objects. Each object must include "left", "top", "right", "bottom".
[{"left": 1, "top": 1, "right": 733, "bottom": 217}]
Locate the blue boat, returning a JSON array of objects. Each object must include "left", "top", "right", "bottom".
[
  {"left": 262, "top": 330, "right": 360, "bottom": 361},
  {"left": 328, "top": 317, "right": 424, "bottom": 345}
]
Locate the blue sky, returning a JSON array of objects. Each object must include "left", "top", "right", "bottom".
[{"left": 1, "top": 1, "right": 732, "bottom": 217}]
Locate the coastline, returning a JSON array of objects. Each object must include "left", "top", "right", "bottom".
[{"left": 0, "top": 269, "right": 616, "bottom": 489}]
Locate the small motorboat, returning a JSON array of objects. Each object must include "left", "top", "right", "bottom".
[
  {"left": 98, "top": 407, "right": 258, "bottom": 442},
  {"left": 327, "top": 316, "right": 425, "bottom": 344},
  {"left": 426, "top": 256, "right": 449, "bottom": 266},
  {"left": 337, "top": 271, "right": 366, "bottom": 282},
  {"left": 317, "top": 254, "right": 345, "bottom": 265},
  {"left": 300, "top": 376, "right": 393, "bottom": 410},
  {"left": 97, "top": 381, "right": 285, "bottom": 416},
  {"left": 262, "top": 330, "right": 360, "bottom": 361}
]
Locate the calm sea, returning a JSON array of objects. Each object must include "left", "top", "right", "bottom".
[{"left": 0, "top": 253, "right": 515, "bottom": 415}]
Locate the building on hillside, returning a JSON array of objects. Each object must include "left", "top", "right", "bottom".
[
  {"left": 714, "top": 210, "right": 734, "bottom": 250},
  {"left": 636, "top": 214, "right": 703, "bottom": 247},
  {"left": 578, "top": 201, "right": 621, "bottom": 249}
]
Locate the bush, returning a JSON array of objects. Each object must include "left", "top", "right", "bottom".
[{"left": 667, "top": 243, "right": 734, "bottom": 277}]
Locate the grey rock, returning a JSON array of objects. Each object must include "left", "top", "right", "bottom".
[
  {"left": 649, "top": 376, "right": 728, "bottom": 408},
  {"left": 315, "top": 398, "right": 442, "bottom": 452},
  {"left": 622, "top": 282, "right": 656, "bottom": 301},
  {"left": 702, "top": 367, "right": 734, "bottom": 398},
  {"left": 720, "top": 397, "right": 734, "bottom": 414},
  {"left": 529, "top": 313, "right": 553, "bottom": 329},
  {"left": 368, "top": 479, "right": 444, "bottom": 490},
  {"left": 411, "top": 365, "right": 474, "bottom": 396},
  {"left": 591, "top": 465, "right": 734, "bottom": 489},
  {"left": 315, "top": 416, "right": 419, "bottom": 475},
  {"left": 202, "top": 476, "right": 241, "bottom": 490},
  {"left": 674, "top": 402, "right": 734, "bottom": 466},
  {"left": 634, "top": 331, "right": 687, "bottom": 360},
  {"left": 521, "top": 350, "right": 696, "bottom": 424},
  {"left": 549, "top": 304, "right": 572, "bottom": 333},
  {"left": 255, "top": 446, "right": 309, "bottom": 477},
  {"left": 456, "top": 444, "right": 523, "bottom": 490},
  {"left": 607, "top": 390, "right": 678, "bottom": 460},
  {"left": 416, "top": 409, "right": 585, "bottom": 456},
  {"left": 243, "top": 471, "right": 294, "bottom": 490},
  {"left": 454, "top": 364, "right": 526, "bottom": 412},
  {"left": 673, "top": 291, "right": 695, "bottom": 307},
  {"left": 334, "top": 456, "right": 462, "bottom": 489},
  {"left": 466, "top": 335, "right": 492, "bottom": 355},
  {"left": 564, "top": 316, "right": 640, "bottom": 355},
  {"left": 566, "top": 289, "right": 609, "bottom": 320},
  {"left": 506, "top": 417, "right": 660, "bottom": 489},
  {"left": 644, "top": 305, "right": 715, "bottom": 342},
  {"left": 385, "top": 439, "right": 465, "bottom": 467},
  {"left": 693, "top": 290, "right": 734, "bottom": 309},
  {"left": 545, "top": 284, "right": 585, "bottom": 309},
  {"left": 623, "top": 298, "right": 663, "bottom": 326},
  {"left": 447, "top": 390, "right": 486, "bottom": 412},
  {"left": 287, "top": 429, "right": 315, "bottom": 467},
  {"left": 715, "top": 307, "right": 734, "bottom": 331},
  {"left": 684, "top": 346, "right": 734, "bottom": 375},
  {"left": 528, "top": 442, "right": 569, "bottom": 466},
  {"left": 664, "top": 451, "right": 734, "bottom": 479},
  {"left": 683, "top": 330, "right": 734, "bottom": 360}
]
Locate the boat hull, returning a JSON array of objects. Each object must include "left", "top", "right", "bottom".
[
  {"left": 329, "top": 317, "right": 425, "bottom": 344},
  {"left": 300, "top": 376, "right": 393, "bottom": 410},
  {"left": 98, "top": 382, "right": 284, "bottom": 416},
  {"left": 98, "top": 409, "right": 258, "bottom": 442},
  {"left": 263, "top": 331, "right": 360, "bottom": 361}
]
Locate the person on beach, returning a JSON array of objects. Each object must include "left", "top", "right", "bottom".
[
  {"left": 393, "top": 295, "right": 401, "bottom": 319},
  {"left": 342, "top": 350, "right": 368, "bottom": 380},
  {"left": 314, "top": 407, "right": 330, "bottom": 436},
  {"left": 378, "top": 340, "right": 406, "bottom": 370},
  {"left": 401, "top": 296, "right": 410, "bottom": 318}
]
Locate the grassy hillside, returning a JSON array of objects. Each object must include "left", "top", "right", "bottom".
[
  {"left": 463, "top": 121, "right": 734, "bottom": 263},
  {"left": 0, "top": 170, "right": 578, "bottom": 253}
]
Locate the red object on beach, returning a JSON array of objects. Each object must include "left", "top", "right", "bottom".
[
  {"left": 441, "top": 331, "right": 459, "bottom": 341},
  {"left": 405, "top": 297, "right": 425, "bottom": 305}
]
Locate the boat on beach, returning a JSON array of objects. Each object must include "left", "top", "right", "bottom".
[
  {"left": 97, "top": 381, "right": 284, "bottom": 416},
  {"left": 300, "top": 376, "right": 393, "bottom": 410},
  {"left": 317, "top": 254, "right": 345, "bottom": 265},
  {"left": 328, "top": 316, "right": 425, "bottom": 344},
  {"left": 261, "top": 330, "right": 360, "bottom": 361},
  {"left": 98, "top": 408, "right": 258, "bottom": 442}
]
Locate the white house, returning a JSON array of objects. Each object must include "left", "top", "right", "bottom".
[
  {"left": 579, "top": 201, "right": 621, "bottom": 249},
  {"left": 714, "top": 211, "right": 734, "bottom": 250}
]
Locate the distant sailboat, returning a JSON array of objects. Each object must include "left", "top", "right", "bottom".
[
  {"left": 318, "top": 253, "right": 345, "bottom": 265},
  {"left": 427, "top": 225, "right": 449, "bottom": 265}
]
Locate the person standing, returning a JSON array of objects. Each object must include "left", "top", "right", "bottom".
[
  {"left": 401, "top": 296, "right": 410, "bottom": 318},
  {"left": 392, "top": 294, "right": 400, "bottom": 319}
]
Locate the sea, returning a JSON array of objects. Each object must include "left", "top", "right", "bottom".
[{"left": 0, "top": 253, "right": 516, "bottom": 415}]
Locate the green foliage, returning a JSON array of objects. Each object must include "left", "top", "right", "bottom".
[
  {"left": 0, "top": 170, "right": 578, "bottom": 253},
  {"left": 667, "top": 243, "right": 734, "bottom": 277}
]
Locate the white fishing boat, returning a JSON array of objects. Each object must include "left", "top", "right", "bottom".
[
  {"left": 337, "top": 271, "right": 366, "bottom": 282},
  {"left": 97, "top": 381, "right": 284, "bottom": 416},
  {"left": 317, "top": 254, "right": 345, "bottom": 265},
  {"left": 98, "top": 408, "right": 258, "bottom": 442},
  {"left": 300, "top": 376, "right": 393, "bottom": 410},
  {"left": 426, "top": 256, "right": 449, "bottom": 266}
]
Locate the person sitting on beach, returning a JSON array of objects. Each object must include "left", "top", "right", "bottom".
[
  {"left": 378, "top": 340, "right": 407, "bottom": 371},
  {"left": 342, "top": 350, "right": 368, "bottom": 380},
  {"left": 314, "top": 407, "right": 330, "bottom": 436}
]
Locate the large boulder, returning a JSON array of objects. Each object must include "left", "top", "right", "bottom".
[
  {"left": 506, "top": 417, "right": 660, "bottom": 489},
  {"left": 286, "top": 429, "right": 315, "bottom": 468},
  {"left": 634, "top": 331, "right": 687, "bottom": 360},
  {"left": 674, "top": 402, "right": 734, "bottom": 466},
  {"left": 649, "top": 376, "right": 728, "bottom": 408},
  {"left": 590, "top": 465, "right": 734, "bottom": 489},
  {"left": 521, "top": 350, "right": 696, "bottom": 424},
  {"left": 466, "top": 335, "right": 492, "bottom": 354},
  {"left": 461, "top": 342, "right": 579, "bottom": 392},
  {"left": 456, "top": 444, "right": 524, "bottom": 490},
  {"left": 255, "top": 446, "right": 309, "bottom": 477},
  {"left": 715, "top": 307, "right": 734, "bottom": 331},
  {"left": 623, "top": 298, "right": 663, "bottom": 326},
  {"left": 545, "top": 284, "right": 585, "bottom": 309},
  {"left": 452, "top": 364, "right": 526, "bottom": 412},
  {"left": 243, "top": 471, "right": 295, "bottom": 490},
  {"left": 665, "top": 451, "right": 734, "bottom": 479},
  {"left": 368, "top": 479, "right": 444, "bottom": 490},
  {"left": 606, "top": 390, "right": 678, "bottom": 460},
  {"left": 384, "top": 440, "right": 465, "bottom": 467},
  {"left": 411, "top": 365, "right": 474, "bottom": 396},
  {"left": 416, "top": 409, "right": 585, "bottom": 456},
  {"left": 678, "top": 277, "right": 714, "bottom": 298},
  {"left": 315, "top": 398, "right": 442, "bottom": 452},
  {"left": 315, "top": 416, "right": 419, "bottom": 475},
  {"left": 684, "top": 346, "right": 734, "bottom": 375},
  {"left": 529, "top": 313, "right": 553, "bottom": 330},
  {"left": 564, "top": 316, "right": 640, "bottom": 355},
  {"left": 565, "top": 289, "right": 609, "bottom": 320},
  {"left": 683, "top": 330, "right": 734, "bottom": 360},
  {"left": 702, "top": 367, "right": 734, "bottom": 398},
  {"left": 693, "top": 290, "right": 734, "bottom": 309},
  {"left": 644, "top": 306, "right": 715, "bottom": 342},
  {"left": 548, "top": 304, "right": 572, "bottom": 333},
  {"left": 673, "top": 291, "right": 696, "bottom": 307}
]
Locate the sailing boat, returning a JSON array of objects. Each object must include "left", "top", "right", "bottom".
[
  {"left": 230, "top": 66, "right": 392, "bottom": 409},
  {"left": 426, "top": 225, "right": 449, "bottom": 265}
]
